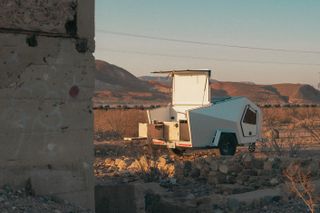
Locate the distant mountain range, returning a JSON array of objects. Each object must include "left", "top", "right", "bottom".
[{"left": 94, "top": 59, "right": 320, "bottom": 105}]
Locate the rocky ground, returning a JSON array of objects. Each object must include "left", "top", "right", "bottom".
[
  {"left": 95, "top": 140, "right": 320, "bottom": 213},
  {"left": 2, "top": 139, "right": 319, "bottom": 212},
  {"left": 0, "top": 185, "right": 91, "bottom": 213}
]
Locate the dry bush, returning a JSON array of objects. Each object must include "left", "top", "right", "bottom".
[
  {"left": 290, "top": 108, "right": 320, "bottom": 143},
  {"left": 286, "top": 128, "right": 302, "bottom": 157},
  {"left": 263, "top": 108, "right": 293, "bottom": 127},
  {"left": 262, "top": 126, "right": 301, "bottom": 157},
  {"left": 262, "top": 128, "right": 282, "bottom": 154},
  {"left": 261, "top": 107, "right": 320, "bottom": 156},
  {"left": 287, "top": 108, "right": 320, "bottom": 144},
  {"left": 136, "top": 155, "right": 161, "bottom": 182},
  {"left": 135, "top": 144, "right": 173, "bottom": 182},
  {"left": 284, "top": 163, "right": 317, "bottom": 213}
]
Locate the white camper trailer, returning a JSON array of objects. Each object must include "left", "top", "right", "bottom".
[{"left": 138, "top": 69, "right": 262, "bottom": 155}]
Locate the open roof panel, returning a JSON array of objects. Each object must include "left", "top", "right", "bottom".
[{"left": 152, "top": 69, "right": 211, "bottom": 76}]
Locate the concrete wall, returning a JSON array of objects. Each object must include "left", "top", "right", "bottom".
[
  {"left": 0, "top": 0, "right": 95, "bottom": 210},
  {"left": 95, "top": 183, "right": 198, "bottom": 213}
]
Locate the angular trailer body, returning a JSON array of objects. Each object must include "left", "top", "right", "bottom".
[{"left": 139, "top": 69, "right": 262, "bottom": 155}]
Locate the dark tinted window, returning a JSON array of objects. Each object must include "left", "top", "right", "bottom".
[{"left": 243, "top": 108, "right": 257, "bottom": 125}]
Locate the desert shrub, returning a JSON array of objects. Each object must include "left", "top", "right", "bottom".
[{"left": 284, "top": 163, "right": 318, "bottom": 213}]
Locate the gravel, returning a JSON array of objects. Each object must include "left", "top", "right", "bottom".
[{"left": 0, "top": 185, "right": 92, "bottom": 213}]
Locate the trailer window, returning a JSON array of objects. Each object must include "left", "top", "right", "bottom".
[{"left": 243, "top": 108, "right": 257, "bottom": 125}]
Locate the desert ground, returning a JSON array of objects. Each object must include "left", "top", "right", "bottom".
[
  {"left": 93, "top": 107, "right": 320, "bottom": 212},
  {"left": 2, "top": 106, "right": 318, "bottom": 212}
]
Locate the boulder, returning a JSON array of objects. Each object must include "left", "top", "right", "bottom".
[
  {"left": 263, "top": 161, "right": 273, "bottom": 171},
  {"left": 207, "top": 171, "right": 226, "bottom": 185},
  {"left": 185, "top": 193, "right": 195, "bottom": 200},
  {"left": 219, "top": 163, "right": 242, "bottom": 175},
  {"left": 270, "top": 178, "right": 279, "bottom": 186},
  {"left": 183, "top": 161, "right": 192, "bottom": 177},
  {"left": 104, "top": 158, "right": 115, "bottom": 167},
  {"left": 225, "top": 175, "right": 236, "bottom": 184},
  {"left": 227, "top": 188, "right": 281, "bottom": 209},
  {"left": 252, "top": 160, "right": 264, "bottom": 170},
  {"left": 209, "top": 161, "right": 219, "bottom": 171},
  {"left": 199, "top": 165, "right": 210, "bottom": 178},
  {"left": 194, "top": 158, "right": 206, "bottom": 170},
  {"left": 190, "top": 168, "right": 201, "bottom": 178},
  {"left": 204, "top": 156, "right": 215, "bottom": 164},
  {"left": 219, "top": 164, "right": 229, "bottom": 174}
]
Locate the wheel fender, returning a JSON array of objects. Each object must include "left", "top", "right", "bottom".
[{"left": 212, "top": 129, "right": 237, "bottom": 147}]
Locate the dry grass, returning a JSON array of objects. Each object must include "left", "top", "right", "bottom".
[
  {"left": 263, "top": 107, "right": 320, "bottom": 126},
  {"left": 94, "top": 109, "right": 147, "bottom": 137},
  {"left": 94, "top": 107, "right": 320, "bottom": 145}
]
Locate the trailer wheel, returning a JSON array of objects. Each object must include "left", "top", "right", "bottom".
[
  {"left": 218, "top": 133, "right": 237, "bottom": 156},
  {"left": 248, "top": 143, "right": 256, "bottom": 152}
]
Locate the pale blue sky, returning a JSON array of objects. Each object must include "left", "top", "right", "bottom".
[{"left": 94, "top": 0, "right": 320, "bottom": 87}]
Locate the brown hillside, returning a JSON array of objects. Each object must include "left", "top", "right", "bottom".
[
  {"left": 95, "top": 60, "right": 150, "bottom": 92},
  {"left": 273, "top": 84, "right": 320, "bottom": 104},
  {"left": 211, "top": 82, "right": 289, "bottom": 104},
  {"left": 94, "top": 60, "right": 169, "bottom": 104}
]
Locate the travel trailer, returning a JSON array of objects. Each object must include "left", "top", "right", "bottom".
[{"left": 138, "top": 69, "right": 262, "bottom": 155}]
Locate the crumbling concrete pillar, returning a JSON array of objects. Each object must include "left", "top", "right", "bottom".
[{"left": 0, "top": 0, "right": 95, "bottom": 210}]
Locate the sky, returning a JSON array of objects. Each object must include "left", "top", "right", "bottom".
[{"left": 94, "top": 0, "right": 320, "bottom": 87}]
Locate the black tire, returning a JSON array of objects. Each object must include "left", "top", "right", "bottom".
[
  {"left": 218, "top": 133, "right": 237, "bottom": 156},
  {"left": 248, "top": 143, "right": 256, "bottom": 152}
]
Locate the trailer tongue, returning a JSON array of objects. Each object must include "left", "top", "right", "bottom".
[{"left": 138, "top": 69, "right": 262, "bottom": 155}]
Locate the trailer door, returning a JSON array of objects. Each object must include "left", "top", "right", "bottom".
[{"left": 241, "top": 106, "right": 257, "bottom": 137}]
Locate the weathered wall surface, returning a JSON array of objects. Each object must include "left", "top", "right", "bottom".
[
  {"left": 0, "top": 0, "right": 77, "bottom": 35},
  {"left": 0, "top": 0, "right": 95, "bottom": 210}
]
